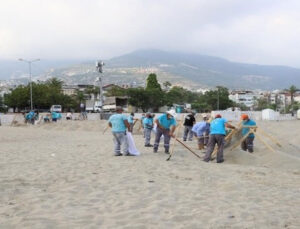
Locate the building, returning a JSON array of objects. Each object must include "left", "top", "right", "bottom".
[
  {"left": 229, "top": 90, "right": 257, "bottom": 108},
  {"left": 61, "top": 85, "right": 78, "bottom": 96}
]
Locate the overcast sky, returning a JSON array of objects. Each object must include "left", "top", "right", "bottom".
[{"left": 1, "top": 0, "right": 300, "bottom": 67}]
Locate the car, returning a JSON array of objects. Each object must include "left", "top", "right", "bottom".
[{"left": 50, "top": 105, "right": 62, "bottom": 113}]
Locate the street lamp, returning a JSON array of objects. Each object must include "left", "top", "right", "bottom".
[
  {"left": 96, "top": 60, "right": 104, "bottom": 119},
  {"left": 18, "top": 58, "right": 40, "bottom": 110}
]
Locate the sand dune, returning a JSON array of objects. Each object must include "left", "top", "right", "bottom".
[{"left": 0, "top": 119, "right": 299, "bottom": 228}]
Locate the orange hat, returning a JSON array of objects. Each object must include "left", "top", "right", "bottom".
[
  {"left": 241, "top": 114, "right": 249, "bottom": 120},
  {"left": 215, "top": 114, "right": 222, "bottom": 118}
]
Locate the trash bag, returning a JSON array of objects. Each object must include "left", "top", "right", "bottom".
[{"left": 127, "top": 132, "right": 140, "bottom": 156}]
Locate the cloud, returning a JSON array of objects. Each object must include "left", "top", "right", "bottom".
[{"left": 0, "top": 0, "right": 300, "bottom": 67}]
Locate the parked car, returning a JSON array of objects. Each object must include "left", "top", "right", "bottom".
[{"left": 50, "top": 105, "right": 62, "bottom": 113}]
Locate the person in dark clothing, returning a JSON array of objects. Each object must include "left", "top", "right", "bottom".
[{"left": 183, "top": 112, "right": 196, "bottom": 141}]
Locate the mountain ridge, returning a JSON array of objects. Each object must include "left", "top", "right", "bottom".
[{"left": 1, "top": 49, "right": 300, "bottom": 90}]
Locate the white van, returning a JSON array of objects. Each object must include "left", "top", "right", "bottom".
[{"left": 50, "top": 105, "right": 62, "bottom": 113}]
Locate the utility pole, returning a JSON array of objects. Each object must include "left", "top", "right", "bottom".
[
  {"left": 18, "top": 58, "right": 40, "bottom": 110},
  {"left": 96, "top": 60, "right": 104, "bottom": 119}
]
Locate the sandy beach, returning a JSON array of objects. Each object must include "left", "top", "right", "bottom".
[{"left": 0, "top": 119, "right": 300, "bottom": 228}]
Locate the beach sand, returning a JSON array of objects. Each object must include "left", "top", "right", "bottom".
[{"left": 0, "top": 119, "right": 299, "bottom": 228}]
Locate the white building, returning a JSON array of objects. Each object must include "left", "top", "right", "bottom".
[{"left": 229, "top": 90, "right": 257, "bottom": 108}]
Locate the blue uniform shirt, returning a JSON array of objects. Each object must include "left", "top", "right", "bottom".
[
  {"left": 210, "top": 118, "right": 227, "bottom": 135},
  {"left": 26, "top": 111, "right": 35, "bottom": 120},
  {"left": 157, "top": 113, "right": 176, "bottom": 129},
  {"left": 51, "top": 112, "right": 57, "bottom": 119},
  {"left": 194, "top": 121, "right": 210, "bottom": 137},
  {"left": 143, "top": 117, "right": 153, "bottom": 129},
  {"left": 242, "top": 119, "right": 256, "bottom": 138},
  {"left": 109, "top": 114, "right": 128, "bottom": 132},
  {"left": 128, "top": 115, "right": 134, "bottom": 124}
]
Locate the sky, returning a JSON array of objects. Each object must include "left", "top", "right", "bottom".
[{"left": 1, "top": 0, "right": 300, "bottom": 67}]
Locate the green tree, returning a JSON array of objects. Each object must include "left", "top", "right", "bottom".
[
  {"left": 289, "top": 85, "right": 297, "bottom": 105},
  {"left": 146, "top": 73, "right": 161, "bottom": 91},
  {"left": 127, "top": 88, "right": 150, "bottom": 112},
  {"left": 254, "top": 97, "right": 270, "bottom": 111},
  {"left": 4, "top": 78, "right": 79, "bottom": 112},
  {"left": 201, "top": 87, "right": 233, "bottom": 110},
  {"left": 84, "top": 85, "right": 100, "bottom": 99},
  {"left": 0, "top": 95, "right": 6, "bottom": 112},
  {"left": 4, "top": 86, "right": 30, "bottom": 111},
  {"left": 163, "top": 81, "right": 172, "bottom": 90},
  {"left": 46, "top": 78, "right": 63, "bottom": 90},
  {"left": 146, "top": 88, "right": 165, "bottom": 112},
  {"left": 104, "top": 86, "right": 127, "bottom": 97},
  {"left": 165, "top": 86, "right": 198, "bottom": 106},
  {"left": 76, "top": 91, "right": 85, "bottom": 104}
]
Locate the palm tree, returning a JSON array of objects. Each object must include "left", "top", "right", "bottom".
[
  {"left": 46, "top": 78, "right": 63, "bottom": 89},
  {"left": 289, "top": 85, "right": 297, "bottom": 104},
  {"left": 76, "top": 91, "right": 85, "bottom": 103},
  {"left": 288, "top": 85, "right": 298, "bottom": 115}
]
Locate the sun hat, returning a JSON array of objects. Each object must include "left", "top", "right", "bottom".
[{"left": 166, "top": 110, "right": 177, "bottom": 118}]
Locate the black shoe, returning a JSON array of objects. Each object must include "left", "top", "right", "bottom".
[
  {"left": 153, "top": 149, "right": 158, "bottom": 153},
  {"left": 217, "top": 159, "right": 224, "bottom": 163},
  {"left": 125, "top": 153, "right": 135, "bottom": 156},
  {"left": 145, "top": 144, "right": 153, "bottom": 147},
  {"left": 203, "top": 159, "right": 210, "bottom": 162},
  {"left": 114, "top": 153, "right": 122, "bottom": 156},
  {"left": 164, "top": 150, "right": 170, "bottom": 154}
]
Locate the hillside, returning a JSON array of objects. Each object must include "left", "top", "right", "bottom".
[
  {"left": 1, "top": 50, "right": 300, "bottom": 90},
  {"left": 107, "top": 50, "right": 300, "bottom": 90}
]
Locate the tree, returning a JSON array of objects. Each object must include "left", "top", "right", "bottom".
[
  {"left": 146, "top": 88, "right": 166, "bottom": 112},
  {"left": 146, "top": 73, "right": 161, "bottom": 91},
  {"left": 0, "top": 95, "right": 6, "bottom": 112},
  {"left": 165, "top": 86, "right": 198, "bottom": 106},
  {"left": 289, "top": 85, "right": 297, "bottom": 105},
  {"left": 253, "top": 97, "right": 270, "bottom": 111},
  {"left": 4, "top": 78, "right": 80, "bottom": 112},
  {"left": 127, "top": 88, "right": 150, "bottom": 112},
  {"left": 46, "top": 78, "right": 63, "bottom": 91},
  {"left": 84, "top": 85, "right": 100, "bottom": 100},
  {"left": 76, "top": 91, "right": 85, "bottom": 104},
  {"left": 200, "top": 87, "right": 233, "bottom": 111},
  {"left": 163, "top": 81, "right": 172, "bottom": 90},
  {"left": 105, "top": 86, "right": 127, "bottom": 97},
  {"left": 4, "top": 86, "right": 30, "bottom": 111}
]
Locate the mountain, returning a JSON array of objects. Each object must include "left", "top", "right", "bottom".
[
  {"left": 0, "top": 60, "right": 83, "bottom": 80},
  {"left": 107, "top": 49, "right": 300, "bottom": 90},
  {"left": 1, "top": 50, "right": 300, "bottom": 90}
]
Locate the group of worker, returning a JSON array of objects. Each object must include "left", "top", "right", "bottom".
[
  {"left": 107, "top": 107, "right": 256, "bottom": 163},
  {"left": 24, "top": 110, "right": 62, "bottom": 124}
]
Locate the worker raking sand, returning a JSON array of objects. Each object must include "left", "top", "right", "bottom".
[
  {"left": 153, "top": 110, "right": 177, "bottom": 154},
  {"left": 203, "top": 114, "right": 235, "bottom": 163}
]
